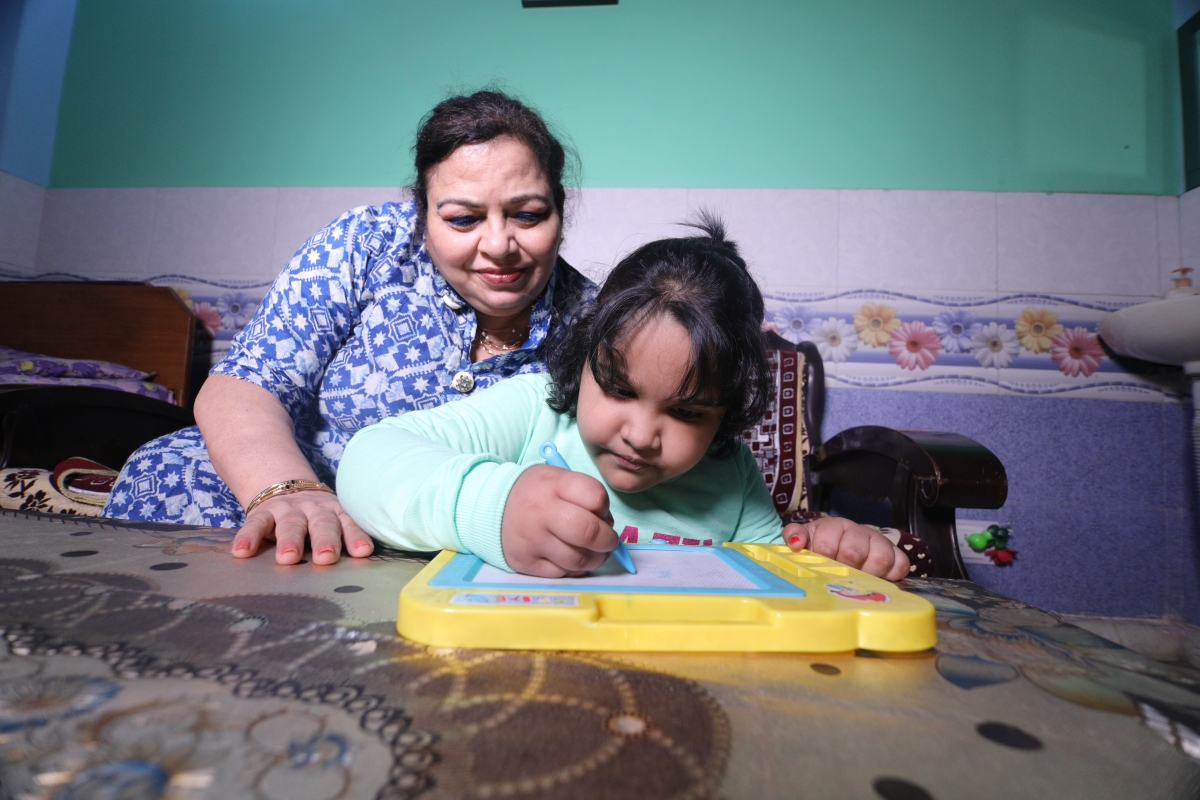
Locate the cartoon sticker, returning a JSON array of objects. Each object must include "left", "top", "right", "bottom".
[{"left": 450, "top": 592, "right": 579, "bottom": 606}]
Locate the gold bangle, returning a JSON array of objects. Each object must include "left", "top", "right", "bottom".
[{"left": 245, "top": 479, "right": 334, "bottom": 514}]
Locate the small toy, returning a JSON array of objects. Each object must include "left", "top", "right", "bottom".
[{"left": 966, "top": 524, "right": 1017, "bottom": 567}]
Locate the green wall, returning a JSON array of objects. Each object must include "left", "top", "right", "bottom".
[{"left": 51, "top": 0, "right": 1179, "bottom": 193}]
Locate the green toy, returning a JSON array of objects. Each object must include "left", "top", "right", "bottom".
[{"left": 966, "top": 524, "right": 1011, "bottom": 552}]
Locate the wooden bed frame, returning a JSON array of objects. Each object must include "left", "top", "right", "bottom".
[{"left": 0, "top": 282, "right": 198, "bottom": 470}]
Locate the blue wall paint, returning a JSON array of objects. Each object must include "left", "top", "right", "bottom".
[
  {"left": 1176, "top": 0, "right": 1200, "bottom": 27},
  {"left": 823, "top": 389, "right": 1199, "bottom": 622},
  {"left": 0, "top": 0, "right": 77, "bottom": 186}
]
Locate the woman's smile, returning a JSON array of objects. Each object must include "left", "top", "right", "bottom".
[{"left": 476, "top": 266, "right": 529, "bottom": 286}]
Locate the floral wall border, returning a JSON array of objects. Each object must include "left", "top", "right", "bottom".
[{"left": 763, "top": 289, "right": 1182, "bottom": 403}]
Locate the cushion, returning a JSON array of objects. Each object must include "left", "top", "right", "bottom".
[
  {"left": 0, "top": 345, "right": 155, "bottom": 381},
  {"left": 739, "top": 349, "right": 815, "bottom": 523}
]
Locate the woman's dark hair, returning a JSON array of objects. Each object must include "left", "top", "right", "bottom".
[
  {"left": 411, "top": 89, "right": 575, "bottom": 237},
  {"left": 547, "top": 212, "right": 772, "bottom": 459}
]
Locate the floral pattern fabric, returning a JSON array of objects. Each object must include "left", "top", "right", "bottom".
[
  {"left": 0, "top": 346, "right": 175, "bottom": 404},
  {"left": 103, "top": 202, "right": 596, "bottom": 527},
  {"left": 0, "top": 346, "right": 154, "bottom": 381}
]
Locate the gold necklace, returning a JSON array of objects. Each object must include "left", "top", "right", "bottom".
[{"left": 473, "top": 322, "right": 529, "bottom": 356}]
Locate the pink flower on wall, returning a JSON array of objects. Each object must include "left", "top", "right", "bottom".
[
  {"left": 1051, "top": 327, "right": 1104, "bottom": 377},
  {"left": 888, "top": 321, "right": 941, "bottom": 370},
  {"left": 192, "top": 302, "right": 222, "bottom": 337}
]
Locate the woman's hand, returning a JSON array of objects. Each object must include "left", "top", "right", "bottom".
[
  {"left": 198, "top": 375, "right": 376, "bottom": 566},
  {"left": 231, "top": 490, "right": 374, "bottom": 565},
  {"left": 501, "top": 466, "right": 617, "bottom": 577},
  {"left": 784, "top": 518, "right": 910, "bottom": 581}
]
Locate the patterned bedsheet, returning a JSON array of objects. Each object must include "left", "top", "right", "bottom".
[{"left": 0, "top": 345, "right": 177, "bottom": 405}]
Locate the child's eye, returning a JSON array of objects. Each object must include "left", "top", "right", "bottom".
[
  {"left": 606, "top": 386, "right": 636, "bottom": 400},
  {"left": 670, "top": 407, "right": 705, "bottom": 422}
]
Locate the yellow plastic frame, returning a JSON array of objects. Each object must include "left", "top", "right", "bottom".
[{"left": 397, "top": 543, "right": 936, "bottom": 653}]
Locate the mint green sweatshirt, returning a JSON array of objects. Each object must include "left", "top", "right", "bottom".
[{"left": 336, "top": 373, "right": 785, "bottom": 570}]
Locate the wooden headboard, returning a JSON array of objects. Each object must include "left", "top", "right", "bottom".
[{"left": 0, "top": 282, "right": 196, "bottom": 406}]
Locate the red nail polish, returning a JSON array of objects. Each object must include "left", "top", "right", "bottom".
[{"left": 788, "top": 534, "right": 801, "bottom": 546}]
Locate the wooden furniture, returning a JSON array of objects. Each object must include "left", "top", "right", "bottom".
[
  {"left": 0, "top": 281, "right": 196, "bottom": 403},
  {"left": 0, "top": 282, "right": 197, "bottom": 470},
  {"left": 769, "top": 334, "right": 1009, "bottom": 580}
]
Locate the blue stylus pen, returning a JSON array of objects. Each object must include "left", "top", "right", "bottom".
[{"left": 539, "top": 442, "right": 637, "bottom": 574}]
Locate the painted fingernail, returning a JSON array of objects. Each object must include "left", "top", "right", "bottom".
[{"left": 788, "top": 534, "right": 801, "bottom": 546}]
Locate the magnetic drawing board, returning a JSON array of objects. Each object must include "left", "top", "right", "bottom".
[
  {"left": 431, "top": 545, "right": 804, "bottom": 595},
  {"left": 399, "top": 543, "right": 937, "bottom": 653}
]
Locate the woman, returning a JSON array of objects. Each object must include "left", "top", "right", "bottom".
[{"left": 103, "top": 90, "right": 597, "bottom": 566}]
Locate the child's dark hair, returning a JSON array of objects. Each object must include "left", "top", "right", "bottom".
[{"left": 546, "top": 212, "right": 772, "bottom": 459}]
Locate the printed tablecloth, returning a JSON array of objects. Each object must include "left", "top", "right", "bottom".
[{"left": 0, "top": 509, "right": 1197, "bottom": 799}]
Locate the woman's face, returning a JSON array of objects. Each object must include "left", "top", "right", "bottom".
[{"left": 424, "top": 137, "right": 561, "bottom": 326}]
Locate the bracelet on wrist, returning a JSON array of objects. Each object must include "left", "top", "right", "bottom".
[{"left": 245, "top": 479, "right": 334, "bottom": 514}]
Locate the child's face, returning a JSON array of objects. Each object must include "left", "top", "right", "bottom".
[{"left": 576, "top": 314, "right": 725, "bottom": 493}]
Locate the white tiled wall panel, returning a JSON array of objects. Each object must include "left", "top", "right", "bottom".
[
  {"left": 1179, "top": 185, "right": 1200, "bottom": 282},
  {"left": 35, "top": 188, "right": 160, "bottom": 278},
  {"left": 996, "top": 193, "right": 1160, "bottom": 296},
  {"left": 0, "top": 170, "right": 44, "bottom": 272},
  {"left": 20, "top": 185, "right": 1183, "bottom": 304},
  {"left": 560, "top": 188, "right": 690, "bottom": 282},
  {"left": 838, "top": 190, "right": 997, "bottom": 293}
]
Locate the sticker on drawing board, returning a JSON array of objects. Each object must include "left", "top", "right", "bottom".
[
  {"left": 450, "top": 592, "right": 580, "bottom": 606},
  {"left": 825, "top": 583, "right": 889, "bottom": 603}
]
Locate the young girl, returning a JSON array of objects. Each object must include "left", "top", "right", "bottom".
[{"left": 337, "top": 217, "right": 911, "bottom": 581}]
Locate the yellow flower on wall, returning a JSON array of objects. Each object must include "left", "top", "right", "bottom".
[
  {"left": 854, "top": 302, "right": 902, "bottom": 347},
  {"left": 1014, "top": 307, "right": 1063, "bottom": 353}
]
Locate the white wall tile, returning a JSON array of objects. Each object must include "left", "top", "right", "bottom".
[
  {"left": 686, "top": 188, "right": 838, "bottom": 294},
  {"left": 36, "top": 188, "right": 158, "bottom": 277},
  {"left": 0, "top": 170, "right": 43, "bottom": 272},
  {"left": 997, "top": 193, "right": 1159, "bottom": 297},
  {"left": 272, "top": 186, "right": 406, "bottom": 272},
  {"left": 1179, "top": 186, "right": 1200, "bottom": 283},
  {"left": 1156, "top": 195, "right": 1181, "bottom": 297},
  {"left": 559, "top": 188, "right": 689, "bottom": 282},
  {"left": 149, "top": 188, "right": 279, "bottom": 281},
  {"left": 838, "top": 190, "right": 997, "bottom": 293}
]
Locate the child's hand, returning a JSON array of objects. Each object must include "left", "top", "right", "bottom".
[
  {"left": 502, "top": 466, "right": 618, "bottom": 577},
  {"left": 784, "top": 518, "right": 910, "bottom": 581}
]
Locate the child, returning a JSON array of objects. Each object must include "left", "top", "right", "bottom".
[{"left": 337, "top": 217, "right": 910, "bottom": 581}]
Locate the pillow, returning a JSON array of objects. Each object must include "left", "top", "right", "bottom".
[{"left": 0, "top": 345, "right": 155, "bottom": 381}]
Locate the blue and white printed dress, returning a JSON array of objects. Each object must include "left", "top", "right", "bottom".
[{"left": 103, "top": 202, "right": 596, "bottom": 527}]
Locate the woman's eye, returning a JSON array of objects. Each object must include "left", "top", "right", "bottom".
[
  {"left": 514, "top": 210, "right": 549, "bottom": 224},
  {"left": 446, "top": 216, "right": 480, "bottom": 228}
]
